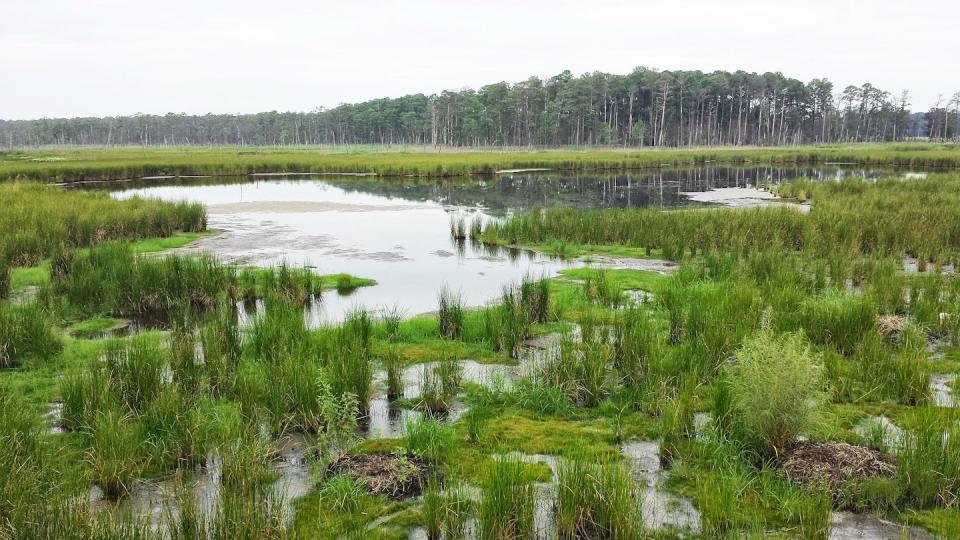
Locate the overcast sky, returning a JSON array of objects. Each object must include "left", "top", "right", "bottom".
[{"left": 1, "top": 0, "right": 957, "bottom": 120}]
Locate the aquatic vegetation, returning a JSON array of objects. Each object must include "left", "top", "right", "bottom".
[
  {"left": 404, "top": 417, "right": 456, "bottom": 463},
  {"left": 0, "top": 181, "right": 206, "bottom": 266},
  {"left": 437, "top": 286, "right": 465, "bottom": 340},
  {"left": 0, "top": 302, "right": 61, "bottom": 368},
  {"left": 555, "top": 453, "right": 642, "bottom": 539},
  {"left": 85, "top": 409, "right": 144, "bottom": 499},
  {"left": 478, "top": 456, "right": 536, "bottom": 540}
]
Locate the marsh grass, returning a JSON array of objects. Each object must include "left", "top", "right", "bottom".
[
  {"left": 798, "top": 291, "right": 876, "bottom": 356},
  {"left": 478, "top": 456, "right": 535, "bottom": 540},
  {"left": 0, "top": 182, "right": 206, "bottom": 266},
  {"left": 487, "top": 173, "right": 960, "bottom": 264},
  {"left": 104, "top": 336, "right": 167, "bottom": 414},
  {"left": 86, "top": 409, "right": 144, "bottom": 499},
  {"left": 612, "top": 305, "right": 659, "bottom": 387},
  {"left": 423, "top": 480, "right": 473, "bottom": 540},
  {"left": 583, "top": 269, "right": 623, "bottom": 307},
  {"left": 405, "top": 417, "right": 456, "bottom": 463},
  {"left": 534, "top": 335, "right": 613, "bottom": 408},
  {"left": 382, "top": 350, "right": 405, "bottom": 401},
  {"left": 438, "top": 287, "right": 465, "bottom": 340},
  {"left": 328, "top": 310, "right": 374, "bottom": 411},
  {"left": 54, "top": 243, "right": 232, "bottom": 318},
  {"left": 897, "top": 409, "right": 960, "bottom": 508},
  {"left": 0, "top": 256, "right": 9, "bottom": 298},
  {"left": 555, "top": 453, "right": 642, "bottom": 539},
  {"left": 0, "top": 301, "right": 61, "bottom": 368}
]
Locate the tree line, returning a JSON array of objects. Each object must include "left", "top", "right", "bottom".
[{"left": 3, "top": 67, "right": 959, "bottom": 147}]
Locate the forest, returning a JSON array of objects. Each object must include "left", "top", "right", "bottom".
[{"left": 3, "top": 67, "right": 959, "bottom": 148}]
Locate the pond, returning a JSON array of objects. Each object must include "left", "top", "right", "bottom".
[{"left": 102, "top": 166, "right": 919, "bottom": 322}]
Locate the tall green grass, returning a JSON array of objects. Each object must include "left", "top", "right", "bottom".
[
  {"left": 555, "top": 453, "right": 642, "bottom": 538},
  {"left": 0, "top": 182, "right": 205, "bottom": 266},
  {"left": 487, "top": 173, "right": 960, "bottom": 264},
  {"left": 478, "top": 456, "right": 536, "bottom": 540},
  {"left": 5, "top": 145, "right": 960, "bottom": 183},
  {"left": 0, "top": 302, "right": 61, "bottom": 368}
]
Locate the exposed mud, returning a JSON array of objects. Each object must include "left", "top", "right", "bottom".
[
  {"left": 829, "top": 511, "right": 932, "bottom": 539},
  {"left": 620, "top": 440, "right": 701, "bottom": 532},
  {"left": 581, "top": 254, "right": 678, "bottom": 274},
  {"left": 206, "top": 201, "right": 434, "bottom": 214},
  {"left": 681, "top": 186, "right": 811, "bottom": 212},
  {"left": 930, "top": 373, "right": 956, "bottom": 407}
]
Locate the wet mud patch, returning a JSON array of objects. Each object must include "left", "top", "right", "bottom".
[
  {"left": 779, "top": 441, "right": 896, "bottom": 501},
  {"left": 930, "top": 373, "right": 956, "bottom": 407},
  {"left": 330, "top": 453, "right": 431, "bottom": 499},
  {"left": 681, "top": 186, "right": 811, "bottom": 212},
  {"left": 620, "top": 440, "right": 701, "bottom": 532},
  {"left": 582, "top": 254, "right": 677, "bottom": 274},
  {"left": 830, "top": 511, "right": 932, "bottom": 539}
]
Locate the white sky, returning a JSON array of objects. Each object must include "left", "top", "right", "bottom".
[{"left": 1, "top": 0, "right": 957, "bottom": 120}]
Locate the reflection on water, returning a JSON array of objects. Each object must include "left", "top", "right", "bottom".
[{"left": 102, "top": 167, "right": 917, "bottom": 322}]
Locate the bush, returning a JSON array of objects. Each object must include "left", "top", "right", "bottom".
[{"left": 724, "top": 331, "right": 825, "bottom": 459}]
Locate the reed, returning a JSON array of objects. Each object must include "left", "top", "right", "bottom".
[
  {"left": 555, "top": 453, "right": 642, "bottom": 539},
  {"left": 438, "top": 286, "right": 465, "bottom": 340},
  {"left": 405, "top": 416, "right": 456, "bottom": 463},
  {"left": 477, "top": 456, "right": 536, "bottom": 540},
  {"left": 0, "top": 302, "right": 61, "bottom": 368},
  {"left": 0, "top": 181, "right": 206, "bottom": 266},
  {"left": 85, "top": 409, "right": 144, "bottom": 499}
]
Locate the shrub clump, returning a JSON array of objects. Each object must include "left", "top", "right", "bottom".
[{"left": 723, "top": 330, "right": 826, "bottom": 459}]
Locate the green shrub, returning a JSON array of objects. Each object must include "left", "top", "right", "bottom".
[{"left": 724, "top": 331, "right": 825, "bottom": 459}]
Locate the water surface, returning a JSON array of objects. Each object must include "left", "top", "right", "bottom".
[{"left": 105, "top": 166, "right": 917, "bottom": 321}]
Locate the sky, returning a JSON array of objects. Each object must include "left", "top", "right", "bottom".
[{"left": 1, "top": 0, "right": 957, "bottom": 120}]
